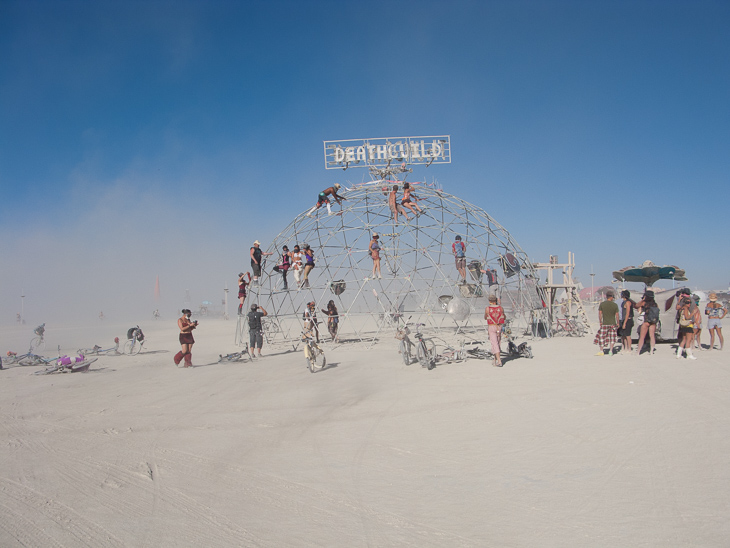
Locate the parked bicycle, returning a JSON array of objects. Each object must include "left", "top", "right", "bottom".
[
  {"left": 124, "top": 326, "right": 145, "bottom": 355},
  {"left": 78, "top": 338, "right": 120, "bottom": 356},
  {"left": 5, "top": 344, "right": 59, "bottom": 367},
  {"left": 553, "top": 315, "right": 587, "bottom": 337},
  {"left": 395, "top": 319, "right": 435, "bottom": 369},
  {"left": 218, "top": 349, "right": 251, "bottom": 363},
  {"left": 35, "top": 356, "right": 97, "bottom": 375},
  {"left": 431, "top": 337, "right": 467, "bottom": 364},
  {"left": 30, "top": 323, "right": 46, "bottom": 351}
]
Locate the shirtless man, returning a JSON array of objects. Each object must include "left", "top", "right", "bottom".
[
  {"left": 388, "top": 184, "right": 409, "bottom": 223},
  {"left": 307, "top": 183, "right": 346, "bottom": 216}
]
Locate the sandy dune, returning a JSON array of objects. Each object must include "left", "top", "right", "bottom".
[{"left": 1, "top": 318, "right": 729, "bottom": 547}]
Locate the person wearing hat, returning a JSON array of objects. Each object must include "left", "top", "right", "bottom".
[
  {"left": 369, "top": 233, "right": 382, "bottom": 279},
  {"left": 174, "top": 309, "right": 198, "bottom": 368},
  {"left": 484, "top": 294, "right": 505, "bottom": 366},
  {"left": 250, "top": 240, "right": 273, "bottom": 285},
  {"left": 594, "top": 290, "right": 619, "bottom": 356},
  {"left": 247, "top": 304, "right": 268, "bottom": 357},
  {"left": 237, "top": 271, "right": 251, "bottom": 315},
  {"left": 705, "top": 292, "right": 726, "bottom": 350},
  {"left": 307, "top": 183, "right": 346, "bottom": 217}
]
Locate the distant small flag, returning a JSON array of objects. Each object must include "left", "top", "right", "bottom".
[{"left": 155, "top": 275, "right": 161, "bottom": 301}]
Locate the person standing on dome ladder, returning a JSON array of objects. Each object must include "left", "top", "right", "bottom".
[
  {"left": 452, "top": 235, "right": 467, "bottom": 282},
  {"left": 274, "top": 245, "right": 291, "bottom": 291},
  {"left": 237, "top": 272, "right": 251, "bottom": 315},
  {"left": 290, "top": 245, "right": 303, "bottom": 290},
  {"left": 307, "top": 183, "right": 346, "bottom": 216},
  {"left": 369, "top": 233, "right": 382, "bottom": 279},
  {"left": 250, "top": 240, "right": 273, "bottom": 285}
]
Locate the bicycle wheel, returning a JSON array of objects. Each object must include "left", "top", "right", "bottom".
[
  {"left": 123, "top": 340, "right": 134, "bottom": 355},
  {"left": 400, "top": 339, "right": 411, "bottom": 365},
  {"left": 571, "top": 322, "right": 587, "bottom": 337},
  {"left": 30, "top": 337, "right": 45, "bottom": 351},
  {"left": 417, "top": 340, "right": 434, "bottom": 369}
]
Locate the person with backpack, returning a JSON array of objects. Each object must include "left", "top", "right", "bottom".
[
  {"left": 247, "top": 304, "right": 268, "bottom": 357},
  {"left": 594, "top": 291, "right": 620, "bottom": 356},
  {"left": 452, "top": 235, "right": 467, "bottom": 282},
  {"left": 619, "top": 290, "right": 636, "bottom": 353},
  {"left": 635, "top": 291, "right": 660, "bottom": 355}
]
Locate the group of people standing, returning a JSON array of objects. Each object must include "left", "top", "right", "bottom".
[{"left": 594, "top": 288, "right": 726, "bottom": 357}]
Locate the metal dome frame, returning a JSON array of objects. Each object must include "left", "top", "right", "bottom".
[{"left": 238, "top": 172, "right": 546, "bottom": 347}]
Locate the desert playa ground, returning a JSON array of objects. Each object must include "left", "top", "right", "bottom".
[{"left": 1, "top": 317, "right": 729, "bottom": 547}]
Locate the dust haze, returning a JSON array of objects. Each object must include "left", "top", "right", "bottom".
[{"left": 0, "top": 178, "right": 262, "bottom": 327}]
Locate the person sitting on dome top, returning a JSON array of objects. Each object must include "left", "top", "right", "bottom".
[
  {"left": 401, "top": 182, "right": 422, "bottom": 216},
  {"left": 307, "top": 183, "right": 346, "bottom": 217}
]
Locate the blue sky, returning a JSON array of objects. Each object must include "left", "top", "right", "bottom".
[{"left": 1, "top": 0, "right": 728, "bottom": 323}]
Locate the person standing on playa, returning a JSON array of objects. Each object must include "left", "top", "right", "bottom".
[
  {"left": 692, "top": 294, "right": 703, "bottom": 350},
  {"left": 619, "top": 290, "right": 635, "bottom": 353},
  {"left": 306, "top": 183, "right": 345, "bottom": 216},
  {"left": 369, "top": 233, "right": 382, "bottom": 279},
  {"left": 321, "top": 300, "right": 339, "bottom": 342},
  {"left": 250, "top": 240, "right": 273, "bottom": 286},
  {"left": 301, "top": 244, "right": 315, "bottom": 288},
  {"left": 237, "top": 272, "right": 251, "bottom": 315},
  {"left": 594, "top": 291, "right": 619, "bottom": 356},
  {"left": 290, "top": 245, "right": 303, "bottom": 290},
  {"left": 401, "top": 182, "right": 422, "bottom": 216},
  {"left": 485, "top": 294, "right": 505, "bottom": 366},
  {"left": 174, "top": 309, "right": 198, "bottom": 368},
  {"left": 676, "top": 295, "right": 697, "bottom": 359},
  {"left": 635, "top": 291, "right": 659, "bottom": 355},
  {"left": 388, "top": 184, "right": 409, "bottom": 223},
  {"left": 452, "top": 235, "right": 467, "bottom": 282},
  {"left": 705, "top": 292, "right": 726, "bottom": 350},
  {"left": 247, "top": 304, "right": 267, "bottom": 357}
]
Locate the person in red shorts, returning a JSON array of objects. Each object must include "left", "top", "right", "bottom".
[{"left": 174, "top": 309, "right": 198, "bottom": 368}]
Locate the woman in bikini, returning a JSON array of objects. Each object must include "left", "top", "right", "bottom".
[
  {"left": 369, "top": 233, "right": 382, "bottom": 279},
  {"left": 401, "top": 182, "right": 422, "bottom": 215}
]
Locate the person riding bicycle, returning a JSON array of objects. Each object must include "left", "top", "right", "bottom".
[
  {"left": 34, "top": 323, "right": 45, "bottom": 337},
  {"left": 301, "top": 320, "right": 323, "bottom": 363}
]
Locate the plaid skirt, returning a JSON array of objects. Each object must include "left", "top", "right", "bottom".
[{"left": 594, "top": 325, "right": 618, "bottom": 347}]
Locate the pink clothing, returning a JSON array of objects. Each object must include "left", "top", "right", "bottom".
[{"left": 488, "top": 325, "right": 502, "bottom": 358}]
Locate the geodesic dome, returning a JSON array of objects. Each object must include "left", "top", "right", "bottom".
[{"left": 240, "top": 181, "right": 545, "bottom": 345}]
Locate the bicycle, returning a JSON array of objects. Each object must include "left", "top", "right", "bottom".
[
  {"left": 5, "top": 344, "right": 59, "bottom": 367},
  {"left": 30, "top": 323, "right": 46, "bottom": 351},
  {"left": 553, "top": 315, "right": 587, "bottom": 337},
  {"left": 302, "top": 332, "right": 326, "bottom": 373},
  {"left": 123, "top": 326, "right": 145, "bottom": 355},
  {"left": 431, "top": 337, "right": 467, "bottom": 364},
  {"left": 218, "top": 349, "right": 251, "bottom": 363},
  {"left": 413, "top": 325, "right": 436, "bottom": 370},
  {"left": 78, "top": 338, "right": 120, "bottom": 356},
  {"left": 35, "top": 356, "right": 97, "bottom": 375},
  {"left": 395, "top": 322, "right": 416, "bottom": 365}
]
